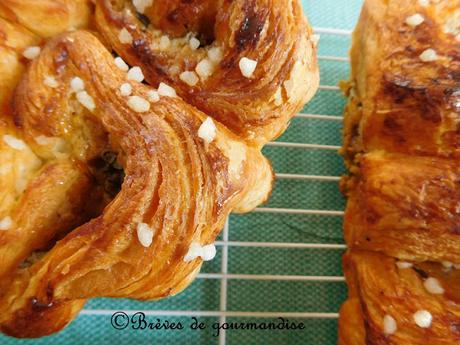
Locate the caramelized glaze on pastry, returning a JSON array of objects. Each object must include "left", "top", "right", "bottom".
[
  {"left": 0, "top": 0, "right": 91, "bottom": 111},
  {"left": 0, "top": 0, "right": 318, "bottom": 338},
  {"left": 342, "top": 0, "right": 460, "bottom": 166},
  {"left": 340, "top": 0, "right": 460, "bottom": 343},
  {"left": 94, "top": 0, "right": 319, "bottom": 146},
  {"left": 0, "top": 31, "right": 274, "bottom": 337},
  {"left": 340, "top": 251, "right": 460, "bottom": 344}
]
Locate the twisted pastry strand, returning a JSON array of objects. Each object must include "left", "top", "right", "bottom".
[
  {"left": 0, "top": 30, "right": 272, "bottom": 337},
  {"left": 95, "top": 0, "right": 319, "bottom": 146},
  {"left": 340, "top": 0, "right": 460, "bottom": 343},
  {"left": 0, "top": 0, "right": 318, "bottom": 338},
  {"left": 0, "top": 0, "right": 91, "bottom": 111}
]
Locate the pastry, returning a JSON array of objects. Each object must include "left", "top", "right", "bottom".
[
  {"left": 95, "top": 0, "right": 319, "bottom": 146},
  {"left": 340, "top": 0, "right": 460, "bottom": 343},
  {"left": 340, "top": 250, "right": 460, "bottom": 344},
  {"left": 0, "top": 0, "right": 319, "bottom": 338},
  {"left": 0, "top": 0, "right": 91, "bottom": 111}
]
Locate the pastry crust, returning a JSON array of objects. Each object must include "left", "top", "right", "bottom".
[
  {"left": 340, "top": 0, "right": 460, "bottom": 343},
  {"left": 0, "top": 0, "right": 91, "bottom": 112},
  {"left": 342, "top": 0, "right": 460, "bottom": 168},
  {"left": 0, "top": 0, "right": 317, "bottom": 338},
  {"left": 0, "top": 30, "right": 274, "bottom": 337},
  {"left": 94, "top": 0, "right": 319, "bottom": 146},
  {"left": 340, "top": 251, "right": 460, "bottom": 345},
  {"left": 345, "top": 150, "right": 460, "bottom": 263}
]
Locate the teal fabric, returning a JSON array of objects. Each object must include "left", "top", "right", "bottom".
[{"left": 1, "top": 1, "right": 364, "bottom": 343}]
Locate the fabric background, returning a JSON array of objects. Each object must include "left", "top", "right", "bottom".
[{"left": 1, "top": 1, "right": 363, "bottom": 343}]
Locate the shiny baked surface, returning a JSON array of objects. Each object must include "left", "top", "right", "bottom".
[
  {"left": 340, "top": 251, "right": 460, "bottom": 345},
  {"left": 0, "top": 0, "right": 318, "bottom": 338},
  {"left": 343, "top": 0, "right": 460, "bottom": 163},
  {"left": 95, "top": 0, "right": 319, "bottom": 146},
  {"left": 340, "top": 0, "right": 460, "bottom": 343}
]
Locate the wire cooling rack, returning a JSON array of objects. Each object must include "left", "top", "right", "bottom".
[{"left": 1, "top": 1, "right": 363, "bottom": 344}]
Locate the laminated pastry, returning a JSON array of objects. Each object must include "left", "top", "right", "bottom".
[
  {"left": 342, "top": 0, "right": 460, "bottom": 165},
  {"left": 344, "top": 151, "right": 460, "bottom": 264},
  {"left": 94, "top": 0, "right": 319, "bottom": 146},
  {"left": 0, "top": 0, "right": 319, "bottom": 338},
  {"left": 340, "top": 251, "right": 460, "bottom": 345},
  {"left": 340, "top": 0, "right": 460, "bottom": 343},
  {"left": 0, "top": 0, "right": 91, "bottom": 111}
]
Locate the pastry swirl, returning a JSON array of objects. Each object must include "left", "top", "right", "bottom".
[
  {"left": 0, "top": 0, "right": 91, "bottom": 112},
  {"left": 0, "top": 30, "right": 273, "bottom": 337},
  {"left": 0, "top": 0, "right": 318, "bottom": 338},
  {"left": 95, "top": 0, "right": 319, "bottom": 146}
]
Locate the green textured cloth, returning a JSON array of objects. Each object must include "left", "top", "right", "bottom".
[{"left": 1, "top": 1, "right": 364, "bottom": 344}]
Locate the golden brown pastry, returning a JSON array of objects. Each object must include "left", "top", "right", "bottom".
[
  {"left": 94, "top": 0, "right": 319, "bottom": 146},
  {"left": 339, "top": 251, "right": 460, "bottom": 345},
  {"left": 0, "top": 0, "right": 91, "bottom": 111},
  {"left": 340, "top": 0, "right": 460, "bottom": 343},
  {"left": 0, "top": 30, "right": 273, "bottom": 338},
  {"left": 342, "top": 0, "right": 460, "bottom": 167},
  {"left": 0, "top": 0, "right": 318, "bottom": 338},
  {"left": 344, "top": 151, "right": 460, "bottom": 264}
]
